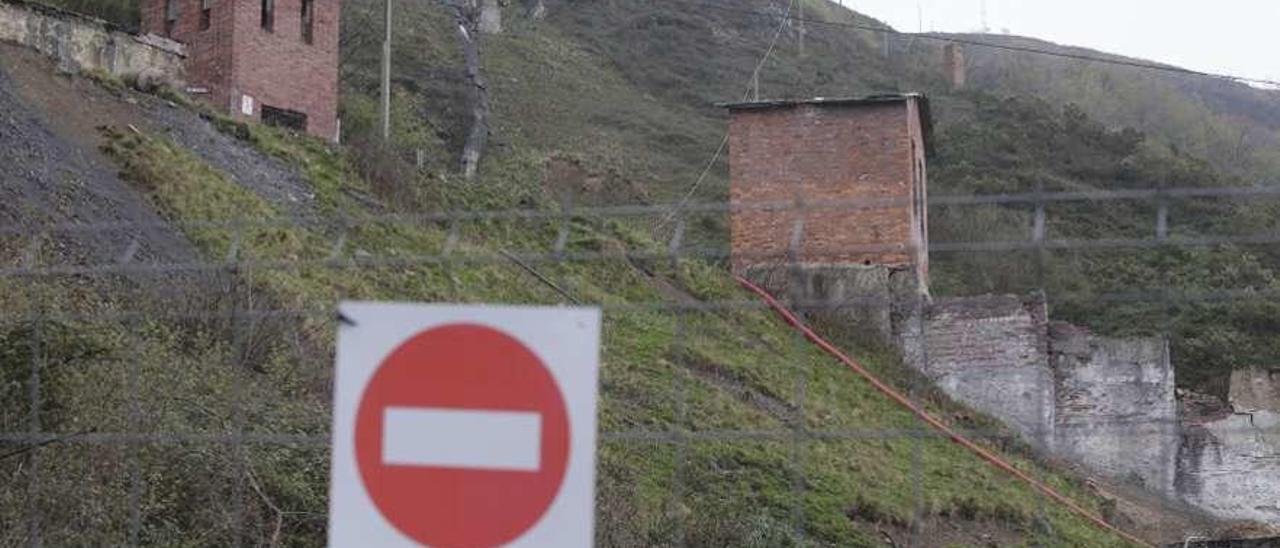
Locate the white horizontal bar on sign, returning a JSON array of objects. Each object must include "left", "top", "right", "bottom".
[{"left": 381, "top": 407, "right": 542, "bottom": 472}]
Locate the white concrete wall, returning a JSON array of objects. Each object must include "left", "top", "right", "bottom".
[
  {"left": 1050, "top": 324, "right": 1178, "bottom": 494},
  {"left": 912, "top": 295, "right": 1057, "bottom": 450},
  {"left": 744, "top": 264, "right": 897, "bottom": 340},
  {"left": 1177, "top": 370, "right": 1280, "bottom": 523},
  {"left": 1178, "top": 411, "right": 1280, "bottom": 523}
]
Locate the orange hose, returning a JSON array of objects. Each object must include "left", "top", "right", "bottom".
[{"left": 733, "top": 274, "right": 1152, "bottom": 548}]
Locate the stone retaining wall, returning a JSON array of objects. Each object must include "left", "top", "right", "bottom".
[{"left": 0, "top": 0, "right": 184, "bottom": 84}]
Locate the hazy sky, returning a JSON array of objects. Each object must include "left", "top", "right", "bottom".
[{"left": 836, "top": 0, "right": 1280, "bottom": 85}]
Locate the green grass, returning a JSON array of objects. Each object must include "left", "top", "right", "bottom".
[
  {"left": 51, "top": 0, "right": 1280, "bottom": 395},
  {"left": 42, "top": 120, "right": 1141, "bottom": 546}
]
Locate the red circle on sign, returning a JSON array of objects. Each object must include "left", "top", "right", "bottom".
[{"left": 355, "top": 324, "right": 570, "bottom": 547}]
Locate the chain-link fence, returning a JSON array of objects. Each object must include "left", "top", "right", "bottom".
[
  {"left": 2, "top": 0, "right": 1278, "bottom": 545},
  {"left": 4, "top": 177, "right": 1280, "bottom": 547}
]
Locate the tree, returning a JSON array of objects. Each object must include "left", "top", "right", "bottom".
[{"left": 445, "top": 1, "right": 491, "bottom": 180}]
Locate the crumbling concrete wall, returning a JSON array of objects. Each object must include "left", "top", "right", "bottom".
[
  {"left": 0, "top": 0, "right": 184, "bottom": 83},
  {"left": 1049, "top": 323, "right": 1178, "bottom": 494},
  {"left": 1229, "top": 368, "right": 1280, "bottom": 412},
  {"left": 908, "top": 294, "right": 1056, "bottom": 449},
  {"left": 907, "top": 302, "right": 1280, "bottom": 524},
  {"left": 1177, "top": 370, "right": 1280, "bottom": 523},
  {"left": 742, "top": 264, "right": 897, "bottom": 340},
  {"left": 770, "top": 268, "right": 1277, "bottom": 524},
  {"left": 895, "top": 294, "right": 1179, "bottom": 489}
]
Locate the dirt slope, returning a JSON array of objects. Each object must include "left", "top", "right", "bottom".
[{"left": 0, "top": 49, "right": 194, "bottom": 270}]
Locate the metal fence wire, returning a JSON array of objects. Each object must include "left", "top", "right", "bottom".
[{"left": 3, "top": 186, "right": 1280, "bottom": 547}]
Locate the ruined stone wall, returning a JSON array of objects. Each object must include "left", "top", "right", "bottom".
[
  {"left": 1049, "top": 323, "right": 1178, "bottom": 494},
  {"left": 0, "top": 0, "right": 185, "bottom": 83},
  {"left": 743, "top": 264, "right": 896, "bottom": 340},
  {"left": 898, "top": 295, "right": 1278, "bottom": 524},
  {"left": 753, "top": 266, "right": 1276, "bottom": 525},
  {"left": 1228, "top": 368, "right": 1280, "bottom": 412},
  {"left": 894, "top": 294, "right": 1181, "bottom": 485},
  {"left": 1177, "top": 369, "right": 1280, "bottom": 523},
  {"left": 908, "top": 295, "right": 1057, "bottom": 449}
]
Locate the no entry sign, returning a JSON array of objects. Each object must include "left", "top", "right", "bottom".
[{"left": 329, "top": 303, "right": 601, "bottom": 547}]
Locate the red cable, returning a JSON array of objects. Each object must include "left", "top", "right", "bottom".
[{"left": 733, "top": 274, "right": 1152, "bottom": 548}]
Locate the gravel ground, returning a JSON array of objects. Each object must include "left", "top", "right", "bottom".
[
  {"left": 143, "top": 97, "right": 318, "bottom": 220},
  {"left": 0, "top": 43, "right": 316, "bottom": 308},
  {"left": 0, "top": 42, "right": 318, "bottom": 242},
  {"left": 0, "top": 60, "right": 197, "bottom": 271}
]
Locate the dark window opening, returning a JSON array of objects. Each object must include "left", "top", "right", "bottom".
[
  {"left": 261, "top": 0, "right": 274, "bottom": 32},
  {"left": 301, "top": 0, "right": 314, "bottom": 44},
  {"left": 164, "top": 0, "right": 179, "bottom": 36},
  {"left": 262, "top": 105, "right": 308, "bottom": 132},
  {"left": 200, "top": 0, "right": 212, "bottom": 31}
]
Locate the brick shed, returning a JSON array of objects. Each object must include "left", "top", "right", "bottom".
[
  {"left": 724, "top": 94, "right": 932, "bottom": 289},
  {"left": 141, "top": 0, "right": 340, "bottom": 140}
]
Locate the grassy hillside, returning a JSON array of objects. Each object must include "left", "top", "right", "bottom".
[
  {"left": 0, "top": 109, "right": 1137, "bottom": 545},
  {"left": 329, "top": 0, "right": 1280, "bottom": 393},
  {"left": 338, "top": 0, "right": 936, "bottom": 203},
  {"left": 947, "top": 33, "right": 1280, "bottom": 182},
  {"left": 8, "top": 0, "right": 1280, "bottom": 544}
]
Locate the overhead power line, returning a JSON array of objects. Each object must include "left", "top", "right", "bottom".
[
  {"left": 659, "top": 0, "right": 797, "bottom": 227},
  {"left": 687, "top": 1, "right": 1280, "bottom": 88}
]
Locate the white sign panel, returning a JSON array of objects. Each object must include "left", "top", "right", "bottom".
[{"left": 329, "top": 303, "right": 601, "bottom": 548}]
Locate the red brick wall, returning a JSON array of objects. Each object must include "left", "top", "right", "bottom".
[
  {"left": 139, "top": 0, "right": 164, "bottom": 35},
  {"left": 141, "top": 0, "right": 340, "bottom": 140},
  {"left": 728, "top": 100, "right": 929, "bottom": 281},
  {"left": 906, "top": 98, "right": 929, "bottom": 286},
  {"left": 230, "top": 0, "right": 340, "bottom": 140},
  {"left": 142, "top": 0, "right": 237, "bottom": 112}
]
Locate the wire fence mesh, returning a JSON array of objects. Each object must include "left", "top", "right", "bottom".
[
  {"left": 3, "top": 0, "right": 1278, "bottom": 544},
  {"left": 4, "top": 185, "right": 1280, "bottom": 547}
]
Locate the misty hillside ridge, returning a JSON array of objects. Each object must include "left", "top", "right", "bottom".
[{"left": 337, "top": 0, "right": 1280, "bottom": 394}]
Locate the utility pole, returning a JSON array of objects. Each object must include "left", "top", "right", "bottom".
[{"left": 381, "top": 0, "right": 392, "bottom": 141}]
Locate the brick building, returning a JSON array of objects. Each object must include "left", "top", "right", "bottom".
[
  {"left": 724, "top": 94, "right": 932, "bottom": 289},
  {"left": 140, "top": 0, "right": 340, "bottom": 140}
]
